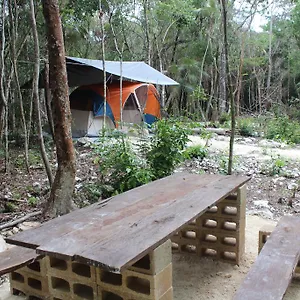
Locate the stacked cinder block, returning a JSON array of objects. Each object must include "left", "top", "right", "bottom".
[
  {"left": 10, "top": 257, "right": 49, "bottom": 299},
  {"left": 258, "top": 225, "right": 300, "bottom": 274},
  {"left": 46, "top": 256, "right": 97, "bottom": 300},
  {"left": 97, "top": 240, "right": 173, "bottom": 300},
  {"left": 10, "top": 240, "right": 173, "bottom": 300},
  {"left": 171, "top": 185, "right": 246, "bottom": 265}
]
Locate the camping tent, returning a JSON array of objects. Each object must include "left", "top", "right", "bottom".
[{"left": 70, "top": 82, "right": 161, "bottom": 137}]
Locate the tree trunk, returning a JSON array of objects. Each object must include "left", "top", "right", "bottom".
[
  {"left": 29, "top": 0, "right": 53, "bottom": 187},
  {"left": 219, "top": 0, "right": 235, "bottom": 175},
  {"left": 44, "top": 57, "right": 55, "bottom": 140},
  {"left": 0, "top": 0, "right": 9, "bottom": 172},
  {"left": 42, "top": 0, "right": 76, "bottom": 217}
]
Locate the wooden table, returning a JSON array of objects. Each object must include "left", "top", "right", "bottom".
[{"left": 6, "top": 173, "right": 250, "bottom": 273}]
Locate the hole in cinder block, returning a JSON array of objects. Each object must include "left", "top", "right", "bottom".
[
  {"left": 262, "top": 234, "right": 270, "bottom": 244},
  {"left": 102, "top": 291, "right": 124, "bottom": 300},
  {"left": 202, "top": 248, "right": 217, "bottom": 258},
  {"left": 223, "top": 237, "right": 236, "bottom": 246},
  {"left": 204, "top": 234, "right": 217, "bottom": 243},
  {"left": 207, "top": 206, "right": 218, "bottom": 213},
  {"left": 223, "top": 221, "right": 237, "bottom": 231},
  {"left": 27, "top": 261, "right": 41, "bottom": 273},
  {"left": 182, "top": 231, "right": 196, "bottom": 239},
  {"left": 226, "top": 194, "right": 238, "bottom": 201},
  {"left": 223, "top": 206, "right": 237, "bottom": 216},
  {"left": 203, "top": 219, "right": 217, "bottom": 229},
  {"left": 132, "top": 254, "right": 150, "bottom": 270},
  {"left": 222, "top": 251, "right": 236, "bottom": 261},
  {"left": 12, "top": 288, "right": 25, "bottom": 296},
  {"left": 28, "top": 278, "right": 42, "bottom": 291},
  {"left": 127, "top": 276, "right": 150, "bottom": 295},
  {"left": 11, "top": 272, "right": 24, "bottom": 283},
  {"left": 172, "top": 242, "right": 179, "bottom": 250},
  {"left": 297, "top": 261, "right": 300, "bottom": 267},
  {"left": 73, "top": 283, "right": 94, "bottom": 300},
  {"left": 72, "top": 262, "right": 91, "bottom": 278},
  {"left": 28, "top": 296, "right": 43, "bottom": 300},
  {"left": 101, "top": 270, "right": 122, "bottom": 286},
  {"left": 51, "top": 277, "right": 70, "bottom": 292},
  {"left": 53, "top": 298, "right": 63, "bottom": 300},
  {"left": 181, "top": 244, "right": 197, "bottom": 253},
  {"left": 49, "top": 257, "right": 68, "bottom": 270}
]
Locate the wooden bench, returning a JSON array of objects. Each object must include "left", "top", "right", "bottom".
[
  {"left": 3, "top": 173, "right": 249, "bottom": 300},
  {"left": 234, "top": 215, "right": 300, "bottom": 300}
]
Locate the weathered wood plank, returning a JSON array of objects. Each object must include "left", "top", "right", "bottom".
[
  {"left": 0, "top": 246, "right": 40, "bottom": 276},
  {"left": 234, "top": 215, "right": 300, "bottom": 300},
  {"left": 34, "top": 174, "right": 216, "bottom": 260},
  {"left": 6, "top": 172, "right": 199, "bottom": 249},
  {"left": 37, "top": 175, "right": 249, "bottom": 272}
]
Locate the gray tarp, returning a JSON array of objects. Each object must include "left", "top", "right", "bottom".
[
  {"left": 23, "top": 57, "right": 178, "bottom": 88},
  {"left": 66, "top": 56, "right": 179, "bottom": 86}
]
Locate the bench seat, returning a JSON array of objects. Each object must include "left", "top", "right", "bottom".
[{"left": 234, "top": 215, "right": 300, "bottom": 300}]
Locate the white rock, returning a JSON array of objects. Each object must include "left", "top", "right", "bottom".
[
  {"left": 0, "top": 235, "right": 7, "bottom": 252},
  {"left": 253, "top": 200, "right": 269, "bottom": 209}
]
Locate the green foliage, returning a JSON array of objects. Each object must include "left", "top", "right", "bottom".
[
  {"left": 184, "top": 145, "right": 208, "bottom": 160},
  {"left": 261, "top": 154, "right": 287, "bottom": 176},
  {"left": 93, "top": 133, "right": 153, "bottom": 198},
  {"left": 3, "top": 202, "right": 17, "bottom": 213},
  {"left": 219, "top": 113, "right": 230, "bottom": 125},
  {"left": 265, "top": 116, "right": 300, "bottom": 144},
  {"left": 238, "top": 118, "right": 256, "bottom": 137},
  {"left": 28, "top": 197, "right": 38, "bottom": 207},
  {"left": 146, "top": 119, "right": 190, "bottom": 179}
]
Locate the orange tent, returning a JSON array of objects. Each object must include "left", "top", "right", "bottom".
[{"left": 70, "top": 82, "right": 161, "bottom": 128}]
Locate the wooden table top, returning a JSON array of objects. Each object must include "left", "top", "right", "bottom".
[{"left": 6, "top": 173, "right": 250, "bottom": 273}]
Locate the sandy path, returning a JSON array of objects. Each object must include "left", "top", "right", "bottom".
[
  {"left": 188, "top": 135, "right": 300, "bottom": 160},
  {"left": 1, "top": 215, "right": 299, "bottom": 300}
]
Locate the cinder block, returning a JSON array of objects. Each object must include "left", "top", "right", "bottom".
[
  {"left": 171, "top": 185, "right": 246, "bottom": 265},
  {"left": 258, "top": 225, "right": 275, "bottom": 253},
  {"left": 128, "top": 240, "right": 172, "bottom": 275},
  {"left": 45, "top": 256, "right": 96, "bottom": 284},
  {"left": 97, "top": 263, "right": 172, "bottom": 300},
  {"left": 10, "top": 268, "right": 49, "bottom": 299},
  {"left": 22, "top": 257, "right": 47, "bottom": 277}
]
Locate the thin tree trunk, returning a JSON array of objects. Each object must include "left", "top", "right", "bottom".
[
  {"left": 143, "top": 0, "right": 151, "bottom": 65},
  {"left": 44, "top": 56, "right": 55, "bottom": 140},
  {"left": 266, "top": 5, "right": 273, "bottom": 104},
  {"left": 0, "top": 0, "right": 9, "bottom": 172},
  {"left": 109, "top": 14, "right": 123, "bottom": 128},
  {"left": 42, "top": 0, "right": 76, "bottom": 217},
  {"left": 9, "top": 0, "right": 30, "bottom": 172},
  {"left": 99, "top": 3, "right": 107, "bottom": 130},
  {"left": 29, "top": 0, "right": 53, "bottom": 187},
  {"left": 219, "top": 0, "right": 235, "bottom": 175}
]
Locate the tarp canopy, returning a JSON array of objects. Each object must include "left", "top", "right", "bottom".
[
  {"left": 22, "top": 57, "right": 179, "bottom": 88},
  {"left": 66, "top": 57, "right": 179, "bottom": 86}
]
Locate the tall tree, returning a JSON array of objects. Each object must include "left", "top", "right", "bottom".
[{"left": 42, "top": 0, "right": 76, "bottom": 217}]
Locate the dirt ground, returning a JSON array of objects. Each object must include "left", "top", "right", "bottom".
[
  {"left": 1, "top": 133, "right": 300, "bottom": 299},
  {"left": 1, "top": 215, "right": 299, "bottom": 300}
]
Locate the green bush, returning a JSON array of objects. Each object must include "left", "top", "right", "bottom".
[
  {"left": 93, "top": 134, "right": 153, "bottom": 198},
  {"left": 265, "top": 116, "right": 300, "bottom": 144},
  {"left": 238, "top": 118, "right": 256, "bottom": 137},
  {"left": 146, "top": 119, "right": 190, "bottom": 179},
  {"left": 219, "top": 112, "right": 230, "bottom": 125},
  {"left": 184, "top": 145, "right": 208, "bottom": 160}
]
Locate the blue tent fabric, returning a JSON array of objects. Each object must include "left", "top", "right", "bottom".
[
  {"left": 144, "top": 114, "right": 157, "bottom": 125},
  {"left": 93, "top": 95, "right": 115, "bottom": 124}
]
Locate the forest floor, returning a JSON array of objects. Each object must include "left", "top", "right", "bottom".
[{"left": 1, "top": 131, "right": 300, "bottom": 299}]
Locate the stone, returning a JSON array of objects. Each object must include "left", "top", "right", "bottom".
[
  {"left": 0, "top": 235, "right": 7, "bottom": 253},
  {"left": 253, "top": 200, "right": 269, "bottom": 209}
]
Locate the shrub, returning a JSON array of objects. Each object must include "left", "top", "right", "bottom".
[
  {"left": 93, "top": 134, "right": 153, "bottom": 198},
  {"left": 238, "top": 118, "right": 256, "bottom": 137},
  {"left": 146, "top": 119, "right": 190, "bottom": 179},
  {"left": 265, "top": 116, "right": 300, "bottom": 144},
  {"left": 184, "top": 145, "right": 208, "bottom": 160},
  {"left": 219, "top": 112, "right": 230, "bottom": 125}
]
